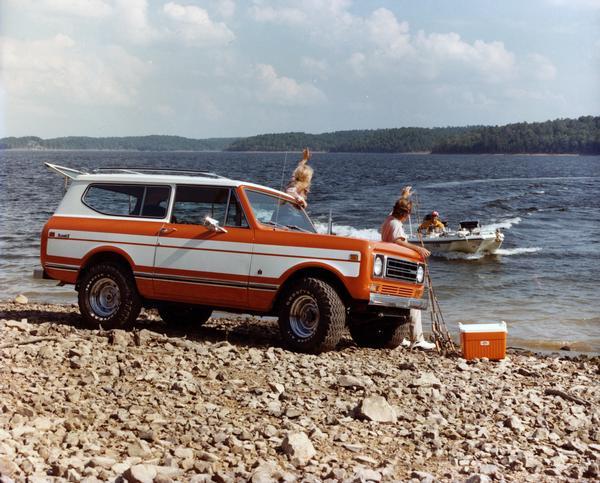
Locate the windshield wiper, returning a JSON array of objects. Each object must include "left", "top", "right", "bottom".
[
  {"left": 263, "top": 220, "right": 288, "bottom": 230},
  {"left": 285, "top": 224, "right": 311, "bottom": 233}
]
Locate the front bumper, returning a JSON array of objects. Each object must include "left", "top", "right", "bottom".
[{"left": 369, "top": 293, "right": 429, "bottom": 310}]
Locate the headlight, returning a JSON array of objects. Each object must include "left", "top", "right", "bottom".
[
  {"left": 416, "top": 265, "right": 424, "bottom": 283},
  {"left": 373, "top": 255, "right": 384, "bottom": 277}
]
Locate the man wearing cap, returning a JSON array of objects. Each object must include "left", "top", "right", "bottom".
[{"left": 418, "top": 211, "right": 445, "bottom": 234}]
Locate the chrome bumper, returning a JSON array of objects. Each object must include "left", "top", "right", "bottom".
[{"left": 368, "top": 293, "right": 429, "bottom": 310}]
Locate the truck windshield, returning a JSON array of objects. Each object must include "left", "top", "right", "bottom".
[{"left": 245, "top": 190, "right": 316, "bottom": 233}]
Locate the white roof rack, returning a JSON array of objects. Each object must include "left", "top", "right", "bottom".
[
  {"left": 45, "top": 162, "right": 84, "bottom": 179},
  {"left": 44, "top": 163, "right": 224, "bottom": 179}
]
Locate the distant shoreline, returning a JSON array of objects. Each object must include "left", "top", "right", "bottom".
[{"left": 0, "top": 148, "right": 591, "bottom": 156}]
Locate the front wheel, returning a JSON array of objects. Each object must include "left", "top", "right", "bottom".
[
  {"left": 78, "top": 263, "right": 141, "bottom": 329},
  {"left": 278, "top": 277, "right": 346, "bottom": 353},
  {"left": 157, "top": 303, "right": 212, "bottom": 327},
  {"left": 349, "top": 316, "right": 410, "bottom": 349}
]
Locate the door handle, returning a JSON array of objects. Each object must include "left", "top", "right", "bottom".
[{"left": 159, "top": 227, "right": 177, "bottom": 235}]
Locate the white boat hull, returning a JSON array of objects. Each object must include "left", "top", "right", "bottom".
[{"left": 408, "top": 232, "right": 503, "bottom": 254}]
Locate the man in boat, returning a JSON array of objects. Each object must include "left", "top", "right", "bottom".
[
  {"left": 418, "top": 211, "right": 445, "bottom": 235},
  {"left": 380, "top": 187, "right": 435, "bottom": 350}
]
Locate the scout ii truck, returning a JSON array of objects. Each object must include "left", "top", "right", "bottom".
[{"left": 36, "top": 164, "right": 427, "bottom": 353}]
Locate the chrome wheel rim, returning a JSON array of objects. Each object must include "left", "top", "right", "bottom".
[
  {"left": 289, "top": 295, "right": 320, "bottom": 339},
  {"left": 89, "top": 277, "right": 121, "bottom": 318}
]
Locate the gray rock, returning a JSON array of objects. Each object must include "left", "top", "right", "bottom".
[
  {"left": 410, "top": 373, "right": 442, "bottom": 388},
  {"left": 123, "top": 464, "right": 157, "bottom": 483},
  {"left": 109, "top": 330, "right": 131, "bottom": 346},
  {"left": 281, "top": 431, "right": 316, "bottom": 466},
  {"left": 337, "top": 375, "right": 366, "bottom": 388},
  {"left": 410, "top": 471, "right": 435, "bottom": 483},
  {"left": 465, "top": 475, "right": 492, "bottom": 483},
  {"left": 356, "top": 395, "right": 397, "bottom": 423},
  {"left": 353, "top": 467, "right": 382, "bottom": 481},
  {"left": 505, "top": 415, "right": 524, "bottom": 433}
]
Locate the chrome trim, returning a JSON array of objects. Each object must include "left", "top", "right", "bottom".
[{"left": 369, "top": 293, "right": 429, "bottom": 310}]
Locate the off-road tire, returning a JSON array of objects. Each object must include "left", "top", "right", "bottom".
[
  {"left": 157, "top": 303, "right": 212, "bottom": 327},
  {"left": 278, "top": 277, "right": 346, "bottom": 353},
  {"left": 78, "top": 263, "right": 141, "bottom": 329},
  {"left": 349, "top": 316, "right": 410, "bottom": 349}
]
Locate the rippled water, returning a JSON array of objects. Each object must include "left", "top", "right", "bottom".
[{"left": 1, "top": 151, "right": 599, "bottom": 352}]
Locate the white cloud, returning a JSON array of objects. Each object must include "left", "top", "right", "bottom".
[
  {"left": 113, "top": 0, "right": 160, "bottom": 44},
  {"left": 38, "top": 0, "right": 113, "bottom": 17},
  {"left": 301, "top": 57, "right": 329, "bottom": 79},
  {"left": 525, "top": 54, "right": 557, "bottom": 80},
  {"left": 347, "top": 52, "right": 366, "bottom": 77},
  {"left": 250, "top": 4, "right": 306, "bottom": 25},
  {"left": 163, "top": 2, "right": 235, "bottom": 45},
  {"left": 366, "top": 8, "right": 412, "bottom": 59},
  {"left": 214, "top": 0, "right": 236, "bottom": 18},
  {"left": 415, "top": 32, "right": 516, "bottom": 82},
  {"left": 255, "top": 64, "right": 326, "bottom": 106},
  {"left": 1, "top": 34, "right": 150, "bottom": 107}
]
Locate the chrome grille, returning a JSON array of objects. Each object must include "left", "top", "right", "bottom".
[{"left": 386, "top": 257, "right": 419, "bottom": 282}]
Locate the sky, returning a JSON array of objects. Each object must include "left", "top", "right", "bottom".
[{"left": 0, "top": 0, "right": 599, "bottom": 138}]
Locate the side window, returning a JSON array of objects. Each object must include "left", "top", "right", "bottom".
[
  {"left": 83, "top": 184, "right": 170, "bottom": 218},
  {"left": 141, "top": 186, "right": 170, "bottom": 218},
  {"left": 172, "top": 186, "right": 229, "bottom": 225},
  {"left": 225, "top": 193, "right": 249, "bottom": 228},
  {"left": 84, "top": 184, "right": 144, "bottom": 216}
]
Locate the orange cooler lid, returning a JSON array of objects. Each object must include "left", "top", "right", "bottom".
[{"left": 459, "top": 321, "right": 507, "bottom": 333}]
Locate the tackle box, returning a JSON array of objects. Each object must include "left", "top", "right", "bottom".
[{"left": 459, "top": 321, "right": 507, "bottom": 360}]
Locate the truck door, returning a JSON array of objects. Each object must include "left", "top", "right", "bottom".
[{"left": 153, "top": 185, "right": 252, "bottom": 308}]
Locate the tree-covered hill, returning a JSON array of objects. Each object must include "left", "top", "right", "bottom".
[
  {"left": 0, "top": 135, "right": 237, "bottom": 151},
  {"left": 225, "top": 127, "right": 474, "bottom": 153},
  {"left": 1, "top": 116, "right": 598, "bottom": 153},
  {"left": 432, "top": 116, "right": 599, "bottom": 154},
  {"left": 226, "top": 117, "right": 599, "bottom": 154}
]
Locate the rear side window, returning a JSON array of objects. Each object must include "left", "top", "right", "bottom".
[{"left": 83, "top": 184, "right": 170, "bottom": 218}]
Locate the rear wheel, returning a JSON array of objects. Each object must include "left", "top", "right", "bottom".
[
  {"left": 157, "top": 303, "right": 212, "bottom": 327},
  {"left": 349, "top": 316, "right": 410, "bottom": 349},
  {"left": 78, "top": 263, "right": 141, "bottom": 329},
  {"left": 278, "top": 277, "right": 346, "bottom": 353}
]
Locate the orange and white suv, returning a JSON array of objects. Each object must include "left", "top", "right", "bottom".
[{"left": 36, "top": 163, "right": 427, "bottom": 353}]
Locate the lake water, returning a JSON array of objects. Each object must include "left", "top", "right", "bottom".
[{"left": 1, "top": 150, "right": 599, "bottom": 352}]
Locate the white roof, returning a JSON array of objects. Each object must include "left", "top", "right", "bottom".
[{"left": 46, "top": 162, "right": 291, "bottom": 198}]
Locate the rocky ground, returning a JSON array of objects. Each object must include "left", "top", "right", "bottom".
[{"left": 0, "top": 300, "right": 598, "bottom": 483}]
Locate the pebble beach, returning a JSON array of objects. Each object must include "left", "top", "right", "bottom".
[{"left": 0, "top": 300, "right": 598, "bottom": 482}]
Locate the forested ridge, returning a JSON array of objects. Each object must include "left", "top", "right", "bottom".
[
  {"left": 0, "top": 135, "right": 237, "bottom": 152},
  {"left": 1, "top": 116, "right": 598, "bottom": 153}
]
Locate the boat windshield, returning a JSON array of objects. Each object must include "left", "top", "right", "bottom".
[{"left": 245, "top": 189, "right": 316, "bottom": 233}]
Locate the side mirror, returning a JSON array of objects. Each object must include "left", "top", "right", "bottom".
[{"left": 203, "top": 215, "right": 228, "bottom": 233}]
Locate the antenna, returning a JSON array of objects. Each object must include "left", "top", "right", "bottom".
[{"left": 273, "top": 151, "right": 289, "bottom": 224}]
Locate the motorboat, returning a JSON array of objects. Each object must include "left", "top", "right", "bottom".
[{"left": 408, "top": 220, "right": 504, "bottom": 254}]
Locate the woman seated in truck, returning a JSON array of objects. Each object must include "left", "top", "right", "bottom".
[{"left": 380, "top": 186, "right": 435, "bottom": 350}]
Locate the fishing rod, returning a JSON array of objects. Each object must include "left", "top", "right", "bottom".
[{"left": 414, "top": 192, "right": 458, "bottom": 356}]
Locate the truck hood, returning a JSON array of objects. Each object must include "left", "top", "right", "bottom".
[{"left": 369, "top": 240, "right": 424, "bottom": 263}]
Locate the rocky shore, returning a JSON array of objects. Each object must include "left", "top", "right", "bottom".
[{"left": 0, "top": 301, "right": 598, "bottom": 483}]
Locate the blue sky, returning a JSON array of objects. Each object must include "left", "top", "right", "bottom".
[{"left": 1, "top": 0, "right": 599, "bottom": 138}]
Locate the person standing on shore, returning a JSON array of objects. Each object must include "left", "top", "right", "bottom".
[{"left": 380, "top": 186, "right": 435, "bottom": 350}]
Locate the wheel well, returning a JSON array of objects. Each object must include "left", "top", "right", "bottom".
[
  {"left": 273, "top": 267, "right": 351, "bottom": 314},
  {"left": 77, "top": 251, "right": 133, "bottom": 288}
]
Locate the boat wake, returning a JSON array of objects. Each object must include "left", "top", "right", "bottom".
[{"left": 436, "top": 246, "right": 541, "bottom": 260}]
